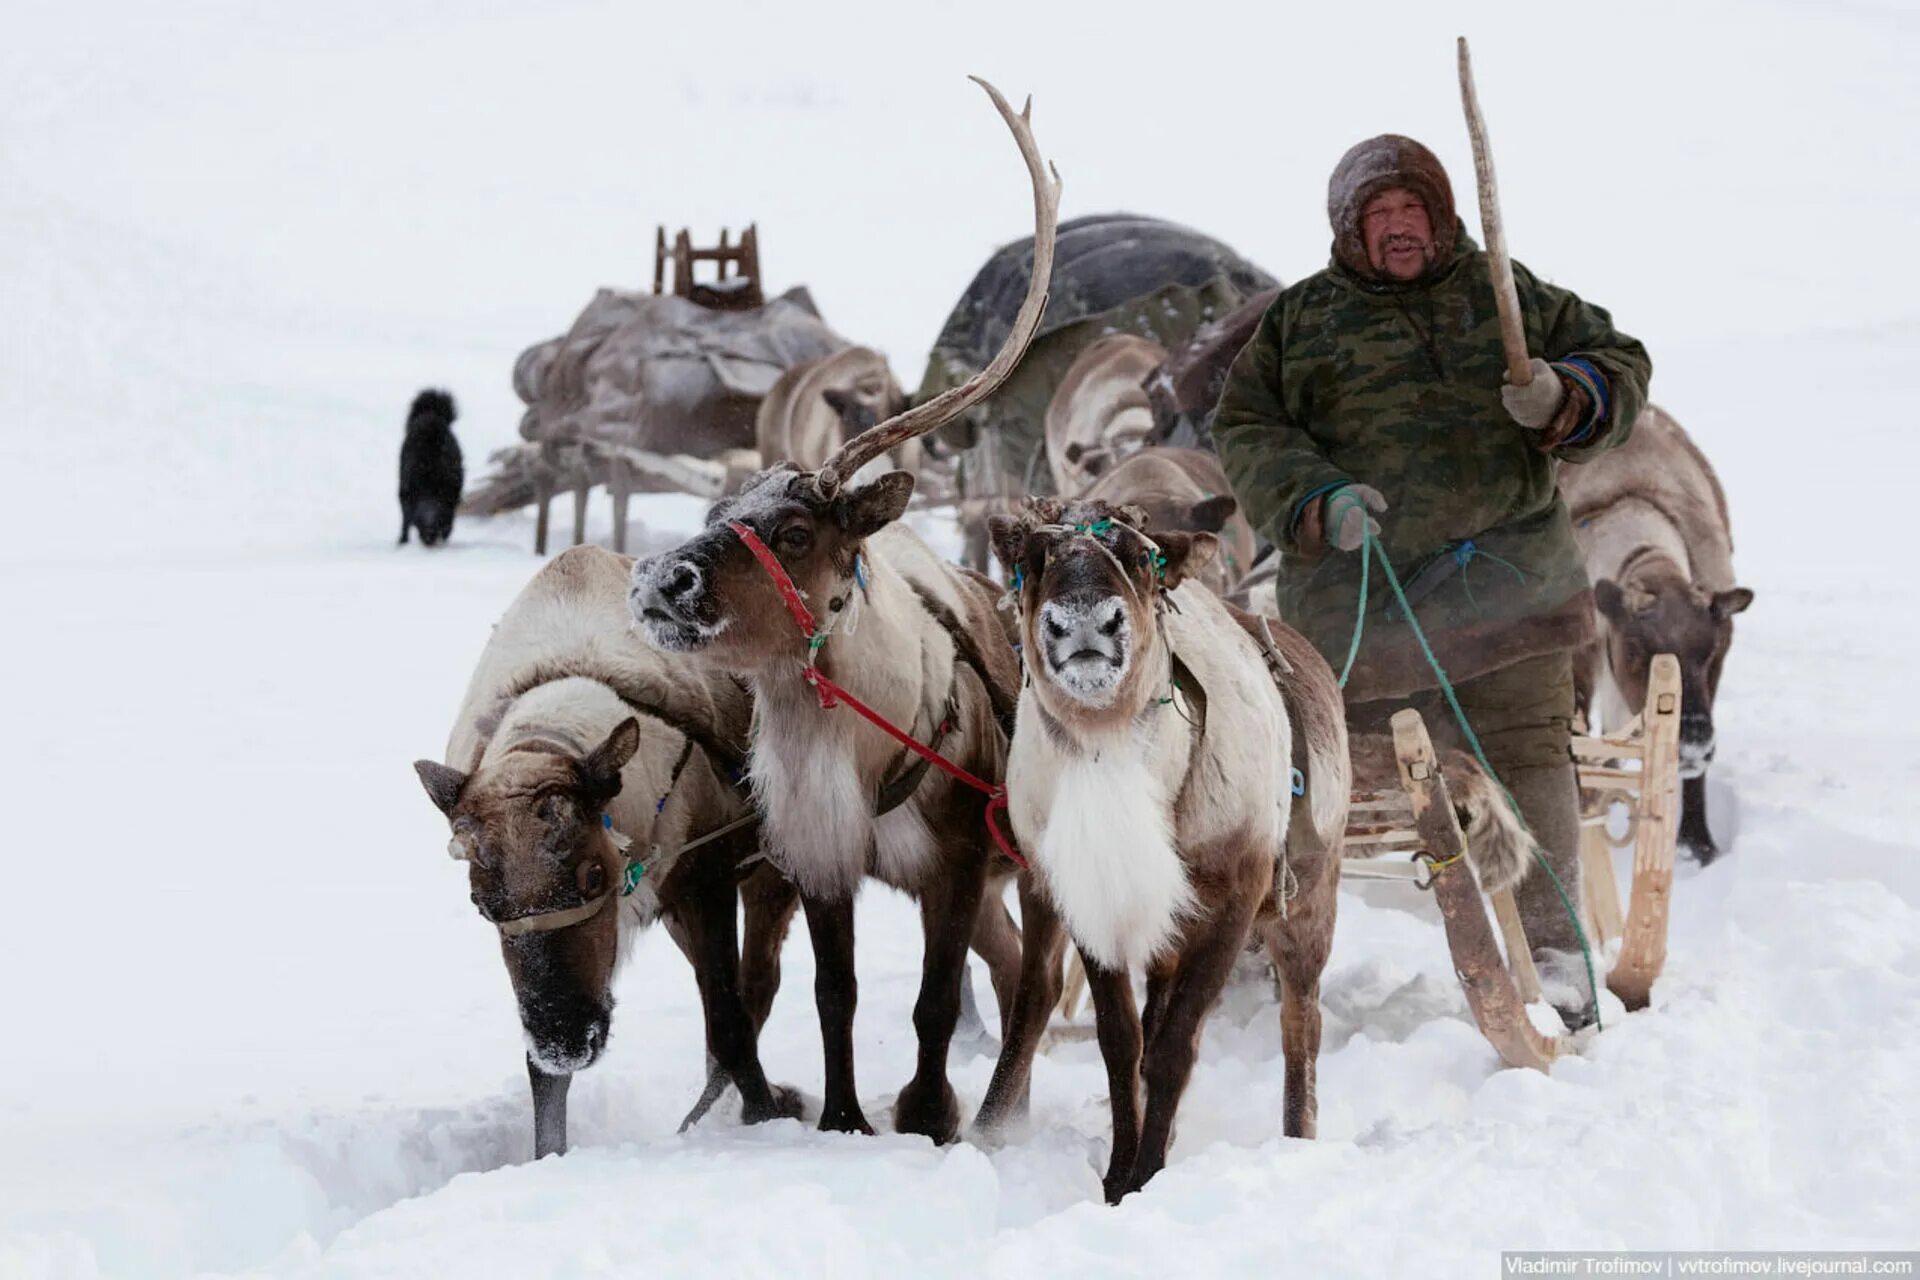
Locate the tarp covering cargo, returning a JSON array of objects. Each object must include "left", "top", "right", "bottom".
[
  {"left": 514, "top": 285, "right": 848, "bottom": 457},
  {"left": 913, "top": 213, "right": 1278, "bottom": 495}
]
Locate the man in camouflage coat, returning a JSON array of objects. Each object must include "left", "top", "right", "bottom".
[{"left": 1214, "top": 134, "right": 1651, "bottom": 1026}]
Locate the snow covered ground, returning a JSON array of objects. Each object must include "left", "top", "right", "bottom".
[{"left": 4, "top": 2, "right": 1917, "bottom": 1277}]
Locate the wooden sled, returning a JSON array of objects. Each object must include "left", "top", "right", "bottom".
[{"left": 1057, "top": 654, "right": 1684, "bottom": 1071}]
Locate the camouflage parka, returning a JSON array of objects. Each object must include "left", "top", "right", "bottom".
[{"left": 1214, "top": 231, "right": 1651, "bottom": 702}]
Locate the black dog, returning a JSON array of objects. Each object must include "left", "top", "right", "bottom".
[{"left": 399, "top": 389, "right": 463, "bottom": 547}]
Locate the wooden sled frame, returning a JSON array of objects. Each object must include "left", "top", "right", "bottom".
[
  {"left": 525, "top": 440, "right": 759, "bottom": 556},
  {"left": 1057, "top": 654, "right": 1683, "bottom": 1071}
]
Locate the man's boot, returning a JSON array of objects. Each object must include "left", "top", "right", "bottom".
[{"left": 1503, "top": 761, "right": 1598, "bottom": 1030}]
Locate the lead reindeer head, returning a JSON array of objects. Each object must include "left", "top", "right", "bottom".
[
  {"left": 413, "top": 719, "right": 640, "bottom": 1074},
  {"left": 989, "top": 499, "right": 1216, "bottom": 720},
  {"left": 1594, "top": 565, "right": 1753, "bottom": 777},
  {"left": 629, "top": 78, "right": 1060, "bottom": 668}
]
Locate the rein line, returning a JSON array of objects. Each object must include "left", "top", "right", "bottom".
[
  {"left": 1325, "top": 489, "right": 1602, "bottom": 1028},
  {"left": 726, "top": 519, "right": 1027, "bottom": 868}
]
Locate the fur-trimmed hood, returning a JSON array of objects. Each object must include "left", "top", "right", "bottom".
[{"left": 1326, "top": 134, "right": 1459, "bottom": 280}]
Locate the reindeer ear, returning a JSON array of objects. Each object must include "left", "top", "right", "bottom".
[
  {"left": 1153, "top": 531, "right": 1219, "bottom": 589},
  {"left": 1189, "top": 494, "right": 1238, "bottom": 533},
  {"left": 1711, "top": 587, "right": 1754, "bottom": 620},
  {"left": 1593, "top": 579, "right": 1627, "bottom": 622},
  {"left": 820, "top": 387, "right": 876, "bottom": 433},
  {"left": 832, "top": 470, "right": 915, "bottom": 538},
  {"left": 987, "top": 514, "right": 1028, "bottom": 582},
  {"left": 414, "top": 760, "right": 468, "bottom": 817},
  {"left": 579, "top": 718, "right": 641, "bottom": 806}
]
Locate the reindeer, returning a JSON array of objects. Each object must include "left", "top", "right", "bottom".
[
  {"left": 1559, "top": 405, "right": 1753, "bottom": 863},
  {"left": 755, "top": 346, "right": 921, "bottom": 480},
  {"left": 628, "top": 79, "right": 1063, "bottom": 1143},
  {"left": 1043, "top": 333, "right": 1165, "bottom": 495},
  {"left": 983, "top": 496, "right": 1347, "bottom": 1201},
  {"left": 1081, "top": 447, "right": 1258, "bottom": 598},
  {"left": 414, "top": 546, "right": 800, "bottom": 1158}
]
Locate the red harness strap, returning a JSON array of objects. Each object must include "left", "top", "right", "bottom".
[
  {"left": 729, "top": 519, "right": 818, "bottom": 636},
  {"left": 725, "top": 519, "right": 1026, "bottom": 869}
]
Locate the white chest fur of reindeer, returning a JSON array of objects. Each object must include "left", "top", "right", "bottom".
[
  {"left": 746, "top": 525, "right": 974, "bottom": 899},
  {"left": 993, "top": 502, "right": 1293, "bottom": 974},
  {"left": 1009, "top": 697, "right": 1197, "bottom": 972}
]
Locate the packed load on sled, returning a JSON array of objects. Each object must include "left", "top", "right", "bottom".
[
  {"left": 914, "top": 214, "right": 1277, "bottom": 507},
  {"left": 463, "top": 226, "right": 859, "bottom": 552}
]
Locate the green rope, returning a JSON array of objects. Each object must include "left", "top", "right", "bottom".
[{"left": 1331, "top": 497, "right": 1603, "bottom": 1031}]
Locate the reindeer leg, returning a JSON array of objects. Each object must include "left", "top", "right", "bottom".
[
  {"left": 893, "top": 851, "right": 988, "bottom": 1143},
  {"left": 1259, "top": 896, "right": 1334, "bottom": 1140},
  {"left": 1140, "top": 969, "right": 1173, "bottom": 1051},
  {"left": 661, "top": 910, "right": 731, "bottom": 1130},
  {"left": 739, "top": 864, "right": 802, "bottom": 1119},
  {"left": 801, "top": 891, "right": 872, "bottom": 1135},
  {"left": 1128, "top": 893, "right": 1261, "bottom": 1197},
  {"left": 740, "top": 863, "right": 798, "bottom": 1029},
  {"left": 527, "top": 1055, "right": 571, "bottom": 1159},
  {"left": 675, "top": 854, "right": 785, "bottom": 1127},
  {"left": 969, "top": 874, "right": 1023, "bottom": 1031},
  {"left": 1080, "top": 950, "right": 1143, "bottom": 1205},
  {"left": 972, "top": 874, "right": 1065, "bottom": 1136},
  {"left": 1679, "top": 774, "right": 1719, "bottom": 865}
]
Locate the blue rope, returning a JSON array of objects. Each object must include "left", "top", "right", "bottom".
[{"left": 1332, "top": 503, "right": 1602, "bottom": 1031}]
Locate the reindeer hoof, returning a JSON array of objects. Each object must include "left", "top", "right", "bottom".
[
  {"left": 1680, "top": 833, "right": 1720, "bottom": 866},
  {"left": 818, "top": 1102, "right": 875, "bottom": 1136},
  {"left": 892, "top": 1078, "right": 960, "bottom": 1144},
  {"left": 741, "top": 1083, "right": 805, "bottom": 1125}
]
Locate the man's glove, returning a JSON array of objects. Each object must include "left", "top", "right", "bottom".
[
  {"left": 1500, "top": 357, "right": 1566, "bottom": 429},
  {"left": 1322, "top": 484, "right": 1388, "bottom": 552}
]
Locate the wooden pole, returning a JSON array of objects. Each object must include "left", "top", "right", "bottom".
[
  {"left": 1457, "top": 37, "right": 1533, "bottom": 386},
  {"left": 1608, "top": 655, "right": 1682, "bottom": 1010},
  {"left": 1392, "top": 709, "right": 1561, "bottom": 1070},
  {"left": 1490, "top": 889, "right": 1544, "bottom": 1003}
]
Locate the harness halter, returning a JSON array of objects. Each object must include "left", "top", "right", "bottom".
[
  {"left": 452, "top": 696, "right": 758, "bottom": 939},
  {"left": 725, "top": 519, "right": 1027, "bottom": 868}
]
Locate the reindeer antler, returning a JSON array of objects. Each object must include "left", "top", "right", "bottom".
[{"left": 814, "top": 77, "right": 1062, "bottom": 498}]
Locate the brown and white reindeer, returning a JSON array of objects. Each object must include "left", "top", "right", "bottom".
[
  {"left": 627, "top": 78, "right": 1063, "bottom": 1142},
  {"left": 1043, "top": 333, "right": 1165, "bottom": 495},
  {"left": 755, "top": 346, "right": 920, "bottom": 480},
  {"left": 1559, "top": 405, "right": 1754, "bottom": 862},
  {"left": 1081, "top": 446, "right": 1258, "bottom": 598},
  {"left": 414, "top": 545, "right": 800, "bottom": 1158},
  {"left": 986, "top": 497, "right": 1348, "bottom": 1201}
]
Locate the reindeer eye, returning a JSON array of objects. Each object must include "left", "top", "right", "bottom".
[
  {"left": 579, "top": 860, "right": 606, "bottom": 897},
  {"left": 777, "top": 524, "right": 813, "bottom": 555}
]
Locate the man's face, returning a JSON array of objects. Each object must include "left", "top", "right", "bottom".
[{"left": 1361, "top": 187, "right": 1434, "bottom": 280}]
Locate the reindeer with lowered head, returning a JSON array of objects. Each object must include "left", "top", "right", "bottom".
[
  {"left": 755, "top": 345, "right": 921, "bottom": 481},
  {"left": 414, "top": 546, "right": 801, "bottom": 1158},
  {"left": 628, "top": 79, "right": 1063, "bottom": 1142},
  {"left": 1559, "top": 405, "right": 1753, "bottom": 863}
]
